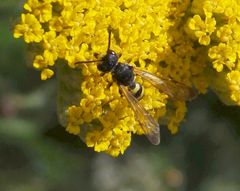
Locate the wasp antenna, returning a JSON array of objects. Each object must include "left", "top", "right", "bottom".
[
  {"left": 75, "top": 59, "right": 102, "bottom": 65},
  {"left": 107, "top": 27, "right": 112, "bottom": 52}
]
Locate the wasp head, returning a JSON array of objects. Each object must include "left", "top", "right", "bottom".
[{"left": 97, "top": 50, "right": 118, "bottom": 72}]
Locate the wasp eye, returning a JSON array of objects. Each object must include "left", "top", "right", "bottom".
[
  {"left": 108, "top": 50, "right": 118, "bottom": 63},
  {"left": 98, "top": 50, "right": 118, "bottom": 72}
]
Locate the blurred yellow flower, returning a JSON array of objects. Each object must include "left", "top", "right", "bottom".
[
  {"left": 41, "top": 68, "right": 54, "bottom": 80},
  {"left": 14, "top": 13, "right": 44, "bottom": 43},
  {"left": 24, "top": 0, "right": 53, "bottom": 22}
]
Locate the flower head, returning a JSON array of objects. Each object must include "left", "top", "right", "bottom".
[{"left": 13, "top": 0, "right": 240, "bottom": 156}]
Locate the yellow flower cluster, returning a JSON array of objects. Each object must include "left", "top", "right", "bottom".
[
  {"left": 186, "top": 0, "right": 240, "bottom": 105},
  {"left": 13, "top": 0, "right": 240, "bottom": 156}
]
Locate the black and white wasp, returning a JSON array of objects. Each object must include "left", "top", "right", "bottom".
[{"left": 75, "top": 29, "right": 196, "bottom": 145}]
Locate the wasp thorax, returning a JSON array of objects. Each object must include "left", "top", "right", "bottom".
[
  {"left": 113, "top": 64, "right": 134, "bottom": 86},
  {"left": 97, "top": 50, "right": 118, "bottom": 72}
]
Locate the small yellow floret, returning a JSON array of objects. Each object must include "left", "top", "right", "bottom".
[
  {"left": 14, "top": 13, "right": 44, "bottom": 43},
  {"left": 41, "top": 68, "right": 54, "bottom": 80},
  {"left": 227, "top": 71, "right": 240, "bottom": 105}
]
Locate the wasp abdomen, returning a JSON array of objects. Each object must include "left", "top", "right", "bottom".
[
  {"left": 112, "top": 63, "right": 144, "bottom": 100},
  {"left": 129, "top": 82, "right": 144, "bottom": 100}
]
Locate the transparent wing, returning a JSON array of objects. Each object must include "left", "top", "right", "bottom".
[
  {"left": 134, "top": 67, "right": 197, "bottom": 101},
  {"left": 119, "top": 85, "right": 160, "bottom": 145}
]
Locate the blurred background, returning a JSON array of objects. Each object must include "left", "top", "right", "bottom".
[{"left": 1, "top": 1, "right": 240, "bottom": 191}]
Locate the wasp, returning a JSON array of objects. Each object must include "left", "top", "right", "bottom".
[{"left": 75, "top": 29, "right": 196, "bottom": 145}]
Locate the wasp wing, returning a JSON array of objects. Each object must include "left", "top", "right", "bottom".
[
  {"left": 119, "top": 85, "right": 160, "bottom": 145},
  {"left": 134, "top": 68, "right": 196, "bottom": 101}
]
